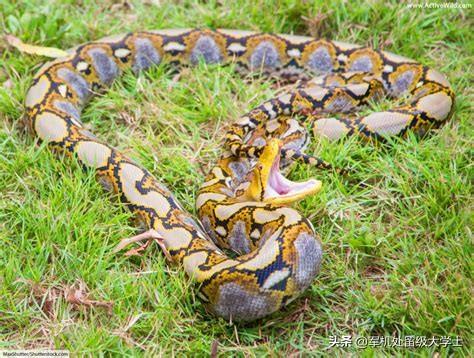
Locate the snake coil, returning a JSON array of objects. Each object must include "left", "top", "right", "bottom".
[{"left": 25, "top": 29, "right": 454, "bottom": 321}]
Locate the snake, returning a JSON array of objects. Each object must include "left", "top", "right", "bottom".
[{"left": 24, "top": 29, "right": 454, "bottom": 322}]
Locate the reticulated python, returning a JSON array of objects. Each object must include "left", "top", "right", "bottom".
[{"left": 25, "top": 29, "right": 454, "bottom": 321}]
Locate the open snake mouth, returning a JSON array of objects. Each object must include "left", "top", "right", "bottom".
[
  {"left": 263, "top": 148, "right": 322, "bottom": 204},
  {"left": 248, "top": 138, "right": 322, "bottom": 205}
]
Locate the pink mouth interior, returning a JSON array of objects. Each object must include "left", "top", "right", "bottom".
[{"left": 265, "top": 153, "right": 320, "bottom": 200}]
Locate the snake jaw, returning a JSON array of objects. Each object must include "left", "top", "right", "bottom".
[{"left": 249, "top": 138, "right": 322, "bottom": 205}]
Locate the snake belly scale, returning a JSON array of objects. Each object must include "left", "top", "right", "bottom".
[{"left": 25, "top": 29, "right": 454, "bottom": 321}]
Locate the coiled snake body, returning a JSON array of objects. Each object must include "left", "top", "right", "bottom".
[{"left": 25, "top": 29, "right": 454, "bottom": 321}]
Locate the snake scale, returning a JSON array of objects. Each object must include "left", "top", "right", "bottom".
[{"left": 25, "top": 29, "right": 454, "bottom": 321}]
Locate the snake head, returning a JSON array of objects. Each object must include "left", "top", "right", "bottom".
[{"left": 247, "top": 138, "right": 322, "bottom": 205}]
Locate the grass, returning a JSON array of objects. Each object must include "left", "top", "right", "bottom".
[{"left": 0, "top": 0, "right": 472, "bottom": 355}]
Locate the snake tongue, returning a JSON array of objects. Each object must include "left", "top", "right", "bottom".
[{"left": 263, "top": 149, "right": 322, "bottom": 205}]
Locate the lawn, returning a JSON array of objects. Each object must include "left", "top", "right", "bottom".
[{"left": 0, "top": 0, "right": 472, "bottom": 355}]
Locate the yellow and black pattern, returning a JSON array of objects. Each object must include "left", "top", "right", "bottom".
[{"left": 25, "top": 29, "right": 455, "bottom": 321}]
